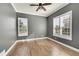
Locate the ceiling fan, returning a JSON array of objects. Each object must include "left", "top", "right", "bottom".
[{"left": 30, "top": 3, "right": 52, "bottom": 11}]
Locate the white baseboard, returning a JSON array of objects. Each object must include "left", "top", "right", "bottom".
[
  {"left": 20, "top": 37, "right": 48, "bottom": 41},
  {"left": 47, "top": 37, "right": 79, "bottom": 53}
]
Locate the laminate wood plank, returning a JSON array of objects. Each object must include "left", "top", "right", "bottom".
[{"left": 7, "top": 39, "right": 79, "bottom": 56}]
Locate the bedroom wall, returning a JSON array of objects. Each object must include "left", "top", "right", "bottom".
[
  {"left": 0, "top": 3, "right": 16, "bottom": 52},
  {"left": 47, "top": 3, "right": 79, "bottom": 49},
  {"left": 16, "top": 12, "right": 47, "bottom": 39}
]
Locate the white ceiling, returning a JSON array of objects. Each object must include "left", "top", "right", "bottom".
[{"left": 12, "top": 3, "right": 68, "bottom": 17}]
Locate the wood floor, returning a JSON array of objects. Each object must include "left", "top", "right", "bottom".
[{"left": 7, "top": 39, "right": 79, "bottom": 56}]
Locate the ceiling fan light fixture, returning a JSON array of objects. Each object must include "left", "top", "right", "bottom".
[{"left": 30, "top": 3, "right": 52, "bottom": 11}]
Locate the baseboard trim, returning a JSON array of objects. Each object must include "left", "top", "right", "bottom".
[
  {"left": 47, "top": 37, "right": 79, "bottom": 53},
  {"left": 20, "top": 37, "right": 48, "bottom": 41}
]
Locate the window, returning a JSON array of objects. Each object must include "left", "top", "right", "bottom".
[
  {"left": 18, "top": 17, "right": 28, "bottom": 36},
  {"left": 53, "top": 16, "right": 60, "bottom": 35},
  {"left": 53, "top": 11, "right": 72, "bottom": 40}
]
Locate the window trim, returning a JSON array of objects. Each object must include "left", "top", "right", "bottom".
[{"left": 53, "top": 10, "right": 72, "bottom": 40}]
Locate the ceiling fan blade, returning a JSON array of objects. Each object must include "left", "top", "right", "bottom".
[
  {"left": 41, "top": 6, "right": 46, "bottom": 11},
  {"left": 43, "top": 3, "right": 52, "bottom": 6},
  {"left": 36, "top": 6, "right": 41, "bottom": 11},
  {"left": 30, "top": 4, "right": 38, "bottom": 6}
]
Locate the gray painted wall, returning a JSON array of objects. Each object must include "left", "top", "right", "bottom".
[
  {"left": 0, "top": 3, "right": 16, "bottom": 52},
  {"left": 47, "top": 3, "right": 79, "bottom": 49},
  {"left": 16, "top": 13, "right": 47, "bottom": 39}
]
